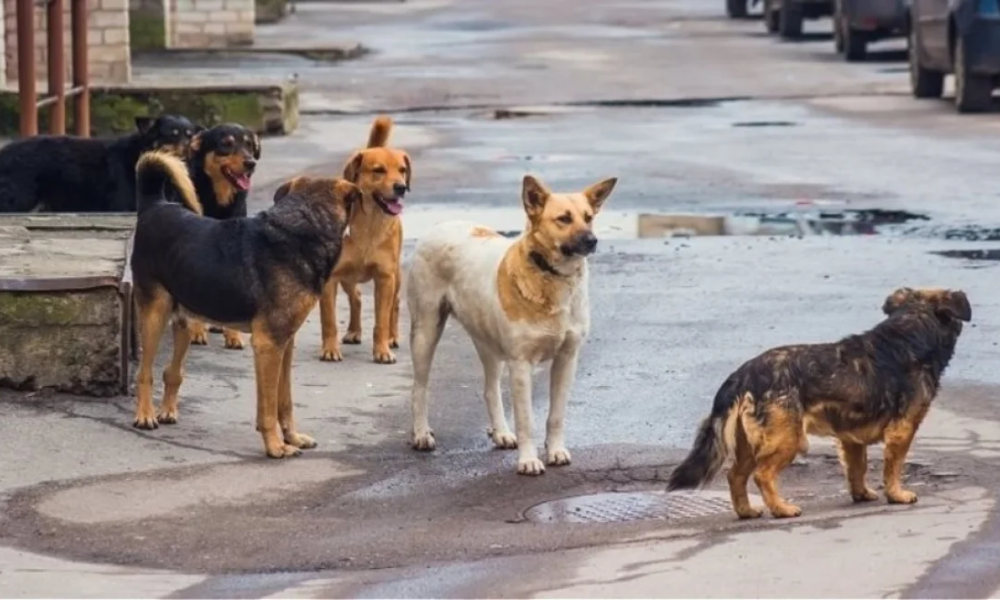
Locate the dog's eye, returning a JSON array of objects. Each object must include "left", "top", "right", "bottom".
[
  {"left": 556, "top": 213, "right": 573, "bottom": 225},
  {"left": 373, "top": 166, "right": 387, "bottom": 174},
  {"left": 583, "top": 213, "right": 593, "bottom": 224}
]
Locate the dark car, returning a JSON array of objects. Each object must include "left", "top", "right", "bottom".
[
  {"left": 908, "top": 0, "right": 1000, "bottom": 112},
  {"left": 726, "top": 0, "right": 761, "bottom": 18},
  {"left": 763, "top": 0, "right": 835, "bottom": 39},
  {"left": 833, "top": 0, "right": 909, "bottom": 61}
]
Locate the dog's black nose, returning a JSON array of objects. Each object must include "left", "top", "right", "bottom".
[
  {"left": 581, "top": 231, "right": 598, "bottom": 254},
  {"left": 244, "top": 158, "right": 257, "bottom": 172},
  {"left": 393, "top": 183, "right": 408, "bottom": 197}
]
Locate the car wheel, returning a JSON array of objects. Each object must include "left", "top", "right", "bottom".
[
  {"left": 844, "top": 26, "right": 867, "bottom": 61},
  {"left": 727, "top": 0, "right": 749, "bottom": 18},
  {"left": 779, "top": 0, "right": 803, "bottom": 38},
  {"left": 833, "top": 0, "right": 845, "bottom": 52},
  {"left": 765, "top": 1, "right": 780, "bottom": 33},
  {"left": 954, "top": 36, "right": 993, "bottom": 113},
  {"left": 908, "top": 21, "right": 944, "bottom": 98}
]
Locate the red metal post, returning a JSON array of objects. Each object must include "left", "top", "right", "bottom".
[
  {"left": 16, "top": 0, "right": 37, "bottom": 136},
  {"left": 71, "top": 0, "right": 89, "bottom": 137},
  {"left": 47, "top": 0, "right": 66, "bottom": 135}
]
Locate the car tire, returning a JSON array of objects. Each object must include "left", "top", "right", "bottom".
[
  {"left": 844, "top": 27, "right": 867, "bottom": 61},
  {"left": 954, "top": 35, "right": 993, "bottom": 113},
  {"left": 727, "top": 0, "right": 749, "bottom": 18},
  {"left": 765, "top": 1, "right": 780, "bottom": 33},
  {"left": 779, "top": 0, "right": 803, "bottom": 38},
  {"left": 908, "top": 22, "right": 944, "bottom": 98}
]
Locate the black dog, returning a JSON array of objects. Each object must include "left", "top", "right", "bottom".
[{"left": 0, "top": 115, "right": 198, "bottom": 213}]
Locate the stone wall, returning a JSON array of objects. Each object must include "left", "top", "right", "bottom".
[
  {"left": 168, "top": 0, "right": 253, "bottom": 48},
  {"left": 3, "top": 0, "right": 131, "bottom": 86}
]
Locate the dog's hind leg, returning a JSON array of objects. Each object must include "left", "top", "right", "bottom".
[
  {"left": 473, "top": 341, "right": 515, "bottom": 450},
  {"left": 837, "top": 440, "right": 878, "bottom": 502},
  {"left": 157, "top": 317, "right": 193, "bottom": 425},
  {"left": 727, "top": 423, "right": 763, "bottom": 519},
  {"left": 409, "top": 294, "right": 449, "bottom": 452},
  {"left": 747, "top": 396, "right": 804, "bottom": 518},
  {"left": 882, "top": 402, "right": 930, "bottom": 505},
  {"left": 342, "top": 281, "right": 363, "bottom": 345},
  {"left": 319, "top": 278, "right": 344, "bottom": 361},
  {"left": 278, "top": 339, "right": 317, "bottom": 450},
  {"left": 133, "top": 287, "right": 172, "bottom": 430}
]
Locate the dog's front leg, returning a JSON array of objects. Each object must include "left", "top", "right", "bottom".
[
  {"left": 546, "top": 343, "right": 580, "bottom": 466},
  {"left": 372, "top": 272, "right": 396, "bottom": 364},
  {"left": 319, "top": 277, "right": 343, "bottom": 362},
  {"left": 278, "top": 339, "right": 316, "bottom": 450},
  {"left": 510, "top": 360, "right": 544, "bottom": 475},
  {"left": 252, "top": 332, "right": 300, "bottom": 459}
]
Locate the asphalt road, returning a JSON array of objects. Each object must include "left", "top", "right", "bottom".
[{"left": 4, "top": 0, "right": 1000, "bottom": 597}]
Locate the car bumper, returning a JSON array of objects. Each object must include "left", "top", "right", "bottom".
[
  {"left": 964, "top": 16, "right": 1000, "bottom": 73},
  {"left": 844, "top": 0, "right": 906, "bottom": 29}
]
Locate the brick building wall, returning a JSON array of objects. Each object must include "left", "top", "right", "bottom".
[
  {"left": 3, "top": 0, "right": 131, "bottom": 85},
  {"left": 168, "top": 0, "right": 253, "bottom": 48}
]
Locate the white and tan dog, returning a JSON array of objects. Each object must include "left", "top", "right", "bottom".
[{"left": 406, "top": 174, "right": 618, "bottom": 475}]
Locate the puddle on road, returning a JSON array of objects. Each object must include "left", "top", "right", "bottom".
[{"left": 932, "top": 249, "right": 1000, "bottom": 262}]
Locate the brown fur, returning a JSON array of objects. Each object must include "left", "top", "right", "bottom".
[
  {"left": 667, "top": 287, "right": 971, "bottom": 519},
  {"left": 313, "top": 115, "right": 411, "bottom": 364}
]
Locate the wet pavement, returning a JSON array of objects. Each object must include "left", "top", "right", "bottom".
[{"left": 5, "top": 0, "right": 1000, "bottom": 597}]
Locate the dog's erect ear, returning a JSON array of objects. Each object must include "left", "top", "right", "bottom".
[
  {"left": 251, "top": 133, "right": 262, "bottom": 160},
  {"left": 882, "top": 287, "right": 914, "bottom": 315},
  {"left": 273, "top": 179, "right": 294, "bottom": 203},
  {"left": 938, "top": 290, "right": 972, "bottom": 322},
  {"left": 135, "top": 116, "right": 154, "bottom": 134},
  {"left": 582, "top": 177, "right": 618, "bottom": 214},
  {"left": 402, "top": 152, "right": 412, "bottom": 190},
  {"left": 193, "top": 124, "right": 206, "bottom": 134},
  {"left": 343, "top": 152, "right": 364, "bottom": 183},
  {"left": 522, "top": 174, "right": 550, "bottom": 218}
]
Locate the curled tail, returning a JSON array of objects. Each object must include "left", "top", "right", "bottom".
[
  {"left": 666, "top": 378, "right": 745, "bottom": 491},
  {"left": 135, "top": 151, "right": 202, "bottom": 216},
  {"left": 366, "top": 115, "right": 393, "bottom": 148}
]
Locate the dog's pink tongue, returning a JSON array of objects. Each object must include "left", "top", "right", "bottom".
[
  {"left": 236, "top": 174, "right": 251, "bottom": 191},
  {"left": 384, "top": 200, "right": 403, "bottom": 216}
]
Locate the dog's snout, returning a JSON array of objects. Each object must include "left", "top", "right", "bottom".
[
  {"left": 392, "top": 182, "right": 408, "bottom": 197},
  {"left": 581, "top": 231, "right": 598, "bottom": 254},
  {"left": 244, "top": 158, "right": 257, "bottom": 172}
]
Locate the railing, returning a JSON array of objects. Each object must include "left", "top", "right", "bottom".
[{"left": 16, "top": 0, "right": 90, "bottom": 137}]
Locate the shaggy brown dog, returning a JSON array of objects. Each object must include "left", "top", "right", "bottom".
[{"left": 667, "top": 287, "right": 971, "bottom": 519}]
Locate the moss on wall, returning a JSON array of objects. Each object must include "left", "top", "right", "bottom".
[{"left": 130, "top": 12, "right": 166, "bottom": 51}]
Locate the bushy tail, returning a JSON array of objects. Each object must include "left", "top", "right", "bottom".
[
  {"left": 135, "top": 151, "right": 202, "bottom": 216},
  {"left": 666, "top": 378, "right": 743, "bottom": 492},
  {"left": 366, "top": 115, "right": 393, "bottom": 148}
]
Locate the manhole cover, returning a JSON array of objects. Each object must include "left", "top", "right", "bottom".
[{"left": 523, "top": 491, "right": 754, "bottom": 524}]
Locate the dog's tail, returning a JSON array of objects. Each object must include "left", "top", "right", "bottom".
[
  {"left": 136, "top": 151, "right": 202, "bottom": 216},
  {"left": 666, "top": 376, "right": 746, "bottom": 492},
  {"left": 366, "top": 115, "right": 393, "bottom": 148}
]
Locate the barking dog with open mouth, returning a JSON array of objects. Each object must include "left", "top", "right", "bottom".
[
  {"left": 183, "top": 123, "right": 262, "bottom": 351},
  {"left": 667, "top": 287, "right": 971, "bottom": 519},
  {"left": 316, "top": 115, "right": 410, "bottom": 364},
  {"left": 130, "top": 151, "right": 358, "bottom": 457},
  {"left": 406, "top": 174, "right": 618, "bottom": 475}
]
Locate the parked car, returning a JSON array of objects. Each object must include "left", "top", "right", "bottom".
[
  {"left": 727, "top": 0, "right": 761, "bottom": 18},
  {"left": 908, "top": 0, "right": 1000, "bottom": 112},
  {"left": 833, "top": 0, "right": 909, "bottom": 61},
  {"left": 763, "top": 0, "right": 834, "bottom": 38}
]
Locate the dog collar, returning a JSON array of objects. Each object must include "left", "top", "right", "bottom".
[{"left": 529, "top": 251, "right": 564, "bottom": 277}]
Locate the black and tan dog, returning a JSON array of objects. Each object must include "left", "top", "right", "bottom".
[
  {"left": 667, "top": 287, "right": 971, "bottom": 519},
  {"left": 181, "top": 123, "right": 262, "bottom": 351},
  {"left": 0, "top": 115, "right": 198, "bottom": 213},
  {"left": 130, "top": 151, "right": 358, "bottom": 458}
]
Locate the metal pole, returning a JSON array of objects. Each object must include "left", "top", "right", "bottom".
[
  {"left": 71, "top": 0, "right": 89, "bottom": 137},
  {"left": 47, "top": 0, "right": 66, "bottom": 135},
  {"left": 16, "top": 0, "right": 37, "bottom": 136}
]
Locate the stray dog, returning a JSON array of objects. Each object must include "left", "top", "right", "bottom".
[
  {"left": 407, "top": 174, "right": 618, "bottom": 475},
  {"left": 318, "top": 115, "right": 409, "bottom": 364},
  {"left": 130, "top": 151, "right": 358, "bottom": 458},
  {"left": 183, "top": 123, "right": 262, "bottom": 351},
  {"left": 0, "top": 115, "right": 197, "bottom": 213},
  {"left": 667, "top": 287, "right": 971, "bottom": 519}
]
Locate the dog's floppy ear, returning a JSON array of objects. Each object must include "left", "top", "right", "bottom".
[
  {"left": 188, "top": 132, "right": 203, "bottom": 156},
  {"left": 251, "top": 133, "right": 262, "bottom": 160},
  {"left": 402, "top": 152, "right": 412, "bottom": 191},
  {"left": 135, "top": 116, "right": 154, "bottom": 134},
  {"left": 938, "top": 290, "right": 972, "bottom": 322},
  {"left": 583, "top": 177, "right": 618, "bottom": 214},
  {"left": 522, "top": 174, "right": 550, "bottom": 219},
  {"left": 882, "top": 287, "right": 914, "bottom": 316},
  {"left": 343, "top": 152, "right": 364, "bottom": 183},
  {"left": 273, "top": 179, "right": 295, "bottom": 203},
  {"left": 333, "top": 179, "right": 362, "bottom": 218}
]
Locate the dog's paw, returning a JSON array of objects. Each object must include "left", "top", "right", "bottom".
[
  {"left": 546, "top": 447, "right": 572, "bottom": 466},
  {"left": 412, "top": 429, "right": 436, "bottom": 451},
  {"left": 887, "top": 489, "right": 918, "bottom": 504},
  {"left": 285, "top": 432, "right": 317, "bottom": 449},
  {"left": 735, "top": 506, "right": 765, "bottom": 519},
  {"left": 851, "top": 487, "right": 879, "bottom": 503},
  {"left": 342, "top": 331, "right": 362, "bottom": 345},
  {"left": 266, "top": 444, "right": 303, "bottom": 459},
  {"left": 489, "top": 428, "right": 518, "bottom": 450},
  {"left": 517, "top": 456, "right": 546, "bottom": 476},
  {"left": 769, "top": 503, "right": 802, "bottom": 518},
  {"left": 156, "top": 407, "right": 179, "bottom": 425},
  {"left": 132, "top": 412, "right": 159, "bottom": 430},
  {"left": 190, "top": 330, "right": 209, "bottom": 345},
  {"left": 320, "top": 346, "right": 343, "bottom": 362},
  {"left": 373, "top": 347, "right": 396, "bottom": 364},
  {"left": 223, "top": 332, "right": 244, "bottom": 350}
]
